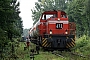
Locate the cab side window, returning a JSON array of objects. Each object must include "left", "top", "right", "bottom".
[
  {"left": 42, "top": 14, "right": 57, "bottom": 20},
  {"left": 42, "top": 14, "right": 46, "bottom": 20},
  {"left": 61, "top": 15, "right": 67, "bottom": 18}
]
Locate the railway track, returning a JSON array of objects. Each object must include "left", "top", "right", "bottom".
[
  {"left": 52, "top": 51, "right": 87, "bottom": 60},
  {"left": 69, "top": 52, "right": 86, "bottom": 58},
  {"left": 52, "top": 51, "right": 66, "bottom": 59}
]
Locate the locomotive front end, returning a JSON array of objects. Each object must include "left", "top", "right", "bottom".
[
  {"left": 40, "top": 10, "right": 76, "bottom": 50},
  {"left": 30, "top": 10, "right": 76, "bottom": 51}
]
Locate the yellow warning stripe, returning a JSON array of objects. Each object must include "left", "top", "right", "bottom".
[
  {"left": 72, "top": 39, "right": 75, "bottom": 43},
  {"left": 67, "top": 43, "right": 70, "bottom": 47},
  {"left": 67, "top": 43, "right": 73, "bottom": 48},
  {"left": 42, "top": 38, "right": 46, "bottom": 47},
  {"left": 44, "top": 43, "right": 48, "bottom": 47},
  {"left": 45, "top": 43, "right": 51, "bottom": 47},
  {"left": 66, "top": 38, "right": 75, "bottom": 48},
  {"left": 71, "top": 38, "right": 75, "bottom": 41},
  {"left": 69, "top": 43, "right": 73, "bottom": 47},
  {"left": 71, "top": 38, "right": 75, "bottom": 46},
  {"left": 71, "top": 42, "right": 75, "bottom": 46},
  {"left": 67, "top": 42, "right": 75, "bottom": 48},
  {"left": 42, "top": 40, "right": 47, "bottom": 46},
  {"left": 42, "top": 38, "right": 46, "bottom": 43},
  {"left": 42, "top": 38, "right": 51, "bottom": 47}
]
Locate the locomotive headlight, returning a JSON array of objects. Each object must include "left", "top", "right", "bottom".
[
  {"left": 65, "top": 30, "right": 68, "bottom": 34},
  {"left": 50, "top": 30, "right": 52, "bottom": 34},
  {"left": 65, "top": 31, "right": 68, "bottom": 34},
  {"left": 58, "top": 18, "right": 60, "bottom": 21}
]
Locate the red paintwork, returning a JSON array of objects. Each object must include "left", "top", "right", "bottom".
[{"left": 30, "top": 10, "right": 75, "bottom": 38}]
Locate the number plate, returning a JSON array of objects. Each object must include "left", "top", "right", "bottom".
[{"left": 56, "top": 23, "right": 63, "bottom": 29}]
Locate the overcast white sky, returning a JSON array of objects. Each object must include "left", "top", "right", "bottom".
[{"left": 18, "top": 0, "right": 38, "bottom": 29}]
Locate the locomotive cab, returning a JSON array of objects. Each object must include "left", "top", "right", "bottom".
[{"left": 40, "top": 10, "right": 69, "bottom": 35}]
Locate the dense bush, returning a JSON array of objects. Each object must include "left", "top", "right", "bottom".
[
  {"left": 76, "top": 35, "right": 88, "bottom": 48},
  {"left": 72, "top": 35, "right": 90, "bottom": 54}
]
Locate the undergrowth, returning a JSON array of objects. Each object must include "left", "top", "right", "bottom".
[{"left": 72, "top": 35, "right": 90, "bottom": 59}]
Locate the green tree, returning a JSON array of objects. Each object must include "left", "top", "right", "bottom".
[
  {"left": 0, "top": 0, "right": 23, "bottom": 59},
  {"left": 67, "top": 0, "right": 90, "bottom": 37},
  {"left": 0, "top": 0, "right": 23, "bottom": 40}
]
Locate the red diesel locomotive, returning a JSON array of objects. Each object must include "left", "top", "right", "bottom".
[{"left": 29, "top": 10, "right": 76, "bottom": 50}]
